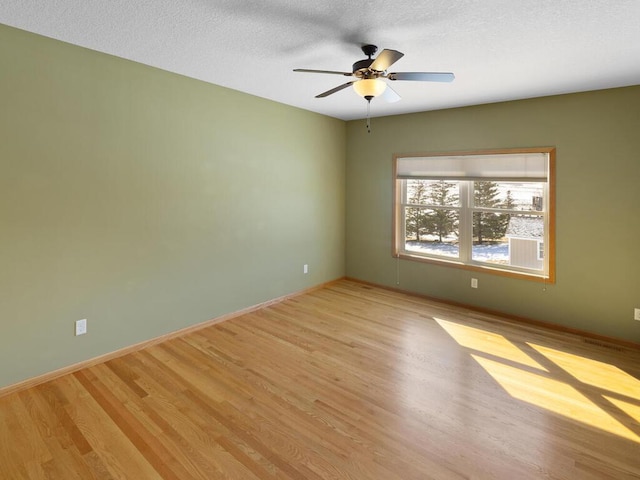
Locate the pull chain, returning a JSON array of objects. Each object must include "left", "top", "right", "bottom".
[{"left": 366, "top": 99, "right": 371, "bottom": 133}]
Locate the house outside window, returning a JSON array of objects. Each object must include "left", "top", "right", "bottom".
[
  {"left": 506, "top": 216, "right": 544, "bottom": 270},
  {"left": 393, "top": 148, "right": 555, "bottom": 282}
]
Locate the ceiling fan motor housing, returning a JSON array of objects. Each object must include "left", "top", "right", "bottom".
[
  {"left": 352, "top": 58, "right": 375, "bottom": 77},
  {"left": 353, "top": 44, "right": 379, "bottom": 78}
]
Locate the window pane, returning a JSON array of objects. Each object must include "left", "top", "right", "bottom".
[
  {"left": 407, "top": 180, "right": 459, "bottom": 206},
  {"left": 474, "top": 181, "right": 544, "bottom": 211},
  {"left": 472, "top": 212, "right": 509, "bottom": 264},
  {"left": 405, "top": 207, "right": 459, "bottom": 258},
  {"left": 472, "top": 213, "right": 544, "bottom": 270}
]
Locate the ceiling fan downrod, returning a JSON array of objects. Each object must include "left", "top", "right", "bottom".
[{"left": 361, "top": 44, "right": 377, "bottom": 59}]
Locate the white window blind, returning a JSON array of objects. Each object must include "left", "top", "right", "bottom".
[{"left": 396, "top": 152, "right": 549, "bottom": 181}]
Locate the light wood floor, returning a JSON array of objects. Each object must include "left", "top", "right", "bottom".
[{"left": 1, "top": 280, "right": 639, "bottom": 479}]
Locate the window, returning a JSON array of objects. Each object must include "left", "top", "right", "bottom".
[{"left": 393, "top": 148, "right": 555, "bottom": 282}]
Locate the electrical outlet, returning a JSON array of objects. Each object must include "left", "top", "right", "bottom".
[
  {"left": 75, "top": 319, "right": 87, "bottom": 336},
  {"left": 471, "top": 278, "right": 478, "bottom": 289},
  {"left": 303, "top": 264, "right": 309, "bottom": 274},
  {"left": 634, "top": 308, "right": 640, "bottom": 321}
]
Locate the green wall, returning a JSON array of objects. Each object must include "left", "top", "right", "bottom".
[
  {"left": 346, "top": 86, "right": 640, "bottom": 344},
  {"left": 0, "top": 25, "right": 346, "bottom": 388}
]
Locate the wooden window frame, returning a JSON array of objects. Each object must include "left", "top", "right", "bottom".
[{"left": 392, "top": 147, "right": 556, "bottom": 283}]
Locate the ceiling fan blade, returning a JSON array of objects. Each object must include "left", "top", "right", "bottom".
[
  {"left": 294, "top": 69, "right": 353, "bottom": 76},
  {"left": 370, "top": 49, "right": 404, "bottom": 71},
  {"left": 316, "top": 81, "right": 355, "bottom": 98},
  {"left": 388, "top": 72, "right": 455, "bottom": 82},
  {"left": 382, "top": 84, "right": 401, "bottom": 103}
]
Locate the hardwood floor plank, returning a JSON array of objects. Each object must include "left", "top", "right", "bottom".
[
  {"left": 56, "top": 374, "right": 163, "bottom": 480},
  {"left": 1, "top": 279, "right": 639, "bottom": 479},
  {"left": 36, "top": 382, "right": 94, "bottom": 456},
  {"left": 183, "top": 389, "right": 320, "bottom": 480},
  {"left": 128, "top": 355, "right": 264, "bottom": 479},
  {"left": 0, "top": 397, "right": 37, "bottom": 479},
  {"left": 104, "top": 359, "right": 149, "bottom": 399},
  {"left": 5, "top": 392, "right": 52, "bottom": 479},
  {"left": 19, "top": 388, "right": 96, "bottom": 480},
  {"left": 73, "top": 369, "right": 189, "bottom": 480}
]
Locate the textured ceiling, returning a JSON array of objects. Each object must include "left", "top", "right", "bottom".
[{"left": 1, "top": 0, "right": 639, "bottom": 120}]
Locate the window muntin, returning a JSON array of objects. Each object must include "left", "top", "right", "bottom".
[{"left": 394, "top": 149, "right": 554, "bottom": 282}]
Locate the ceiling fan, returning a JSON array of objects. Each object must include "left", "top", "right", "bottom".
[{"left": 294, "top": 44, "right": 455, "bottom": 103}]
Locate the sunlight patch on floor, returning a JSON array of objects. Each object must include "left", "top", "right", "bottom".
[
  {"left": 604, "top": 396, "right": 640, "bottom": 424},
  {"left": 472, "top": 355, "right": 640, "bottom": 443},
  {"left": 529, "top": 343, "right": 640, "bottom": 401},
  {"left": 435, "top": 317, "right": 640, "bottom": 444},
  {"left": 435, "top": 318, "right": 546, "bottom": 371}
]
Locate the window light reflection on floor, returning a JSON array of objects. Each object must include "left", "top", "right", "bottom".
[
  {"left": 435, "top": 318, "right": 547, "bottom": 371},
  {"left": 434, "top": 318, "right": 640, "bottom": 444},
  {"left": 604, "top": 396, "right": 640, "bottom": 425},
  {"left": 529, "top": 343, "right": 640, "bottom": 401},
  {"left": 471, "top": 354, "right": 640, "bottom": 443}
]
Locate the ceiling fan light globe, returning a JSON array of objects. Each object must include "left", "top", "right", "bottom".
[{"left": 353, "top": 79, "right": 387, "bottom": 98}]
